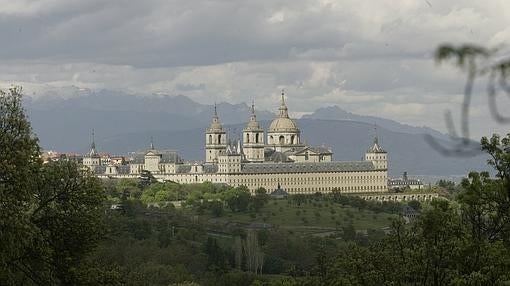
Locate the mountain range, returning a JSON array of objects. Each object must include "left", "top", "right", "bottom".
[{"left": 25, "top": 88, "right": 489, "bottom": 178}]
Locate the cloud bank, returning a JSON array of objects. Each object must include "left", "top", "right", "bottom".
[{"left": 1, "top": 0, "right": 509, "bottom": 138}]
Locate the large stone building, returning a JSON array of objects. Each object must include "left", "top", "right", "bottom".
[{"left": 86, "top": 91, "right": 389, "bottom": 195}]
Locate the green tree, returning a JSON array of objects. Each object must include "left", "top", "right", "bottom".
[
  {"left": 223, "top": 186, "right": 251, "bottom": 213},
  {"left": 480, "top": 133, "right": 510, "bottom": 244},
  {"left": 204, "top": 237, "right": 227, "bottom": 271},
  {"left": 30, "top": 160, "right": 106, "bottom": 284},
  {"left": 407, "top": 200, "right": 421, "bottom": 211},
  {"left": 0, "top": 87, "right": 111, "bottom": 284},
  {"left": 252, "top": 187, "right": 269, "bottom": 212},
  {"left": 0, "top": 87, "right": 42, "bottom": 283},
  {"left": 208, "top": 200, "right": 224, "bottom": 217},
  {"left": 342, "top": 224, "right": 356, "bottom": 241}
]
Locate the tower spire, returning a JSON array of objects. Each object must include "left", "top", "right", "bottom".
[
  {"left": 89, "top": 129, "right": 97, "bottom": 157},
  {"left": 367, "top": 124, "right": 385, "bottom": 153},
  {"left": 249, "top": 100, "right": 257, "bottom": 123},
  {"left": 278, "top": 89, "right": 289, "bottom": 118},
  {"left": 150, "top": 136, "right": 154, "bottom": 150},
  {"left": 91, "top": 129, "right": 96, "bottom": 150},
  {"left": 374, "top": 124, "right": 379, "bottom": 145},
  {"left": 208, "top": 102, "right": 224, "bottom": 131}
]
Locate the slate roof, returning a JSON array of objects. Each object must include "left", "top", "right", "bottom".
[
  {"left": 128, "top": 150, "right": 183, "bottom": 164},
  {"left": 203, "top": 164, "right": 219, "bottom": 173},
  {"left": 270, "top": 187, "right": 289, "bottom": 197},
  {"left": 242, "top": 161, "right": 375, "bottom": 174},
  {"left": 292, "top": 146, "right": 332, "bottom": 155},
  {"left": 176, "top": 165, "right": 191, "bottom": 173},
  {"left": 309, "top": 146, "right": 333, "bottom": 154},
  {"left": 175, "top": 164, "right": 218, "bottom": 174}
]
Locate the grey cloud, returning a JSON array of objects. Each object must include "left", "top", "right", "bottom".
[{"left": 0, "top": 0, "right": 509, "bottom": 139}]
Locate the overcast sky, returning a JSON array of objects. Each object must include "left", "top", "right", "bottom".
[{"left": 1, "top": 0, "right": 509, "bottom": 139}]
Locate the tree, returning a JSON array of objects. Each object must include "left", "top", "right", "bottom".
[
  {"left": 291, "top": 194, "right": 306, "bottom": 206},
  {"left": 252, "top": 187, "right": 269, "bottom": 212},
  {"left": 342, "top": 224, "right": 356, "bottom": 241},
  {"left": 139, "top": 170, "right": 156, "bottom": 188},
  {"left": 0, "top": 87, "right": 42, "bottom": 283},
  {"left": 204, "top": 237, "right": 227, "bottom": 271},
  {"left": 223, "top": 186, "right": 251, "bottom": 213},
  {"left": 437, "top": 179, "right": 455, "bottom": 190},
  {"left": 30, "top": 160, "right": 106, "bottom": 284},
  {"left": 480, "top": 133, "right": 510, "bottom": 244},
  {"left": 0, "top": 87, "right": 111, "bottom": 284},
  {"left": 233, "top": 236, "right": 243, "bottom": 270},
  {"left": 208, "top": 200, "right": 224, "bottom": 217},
  {"left": 407, "top": 200, "right": 421, "bottom": 212},
  {"left": 244, "top": 230, "right": 264, "bottom": 274}
]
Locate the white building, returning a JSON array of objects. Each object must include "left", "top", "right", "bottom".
[{"left": 86, "top": 91, "right": 389, "bottom": 195}]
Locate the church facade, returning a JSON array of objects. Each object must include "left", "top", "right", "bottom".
[{"left": 84, "top": 91, "right": 388, "bottom": 195}]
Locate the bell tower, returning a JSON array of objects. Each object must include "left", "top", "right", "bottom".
[
  {"left": 205, "top": 104, "right": 227, "bottom": 163},
  {"left": 243, "top": 101, "right": 265, "bottom": 162},
  {"left": 364, "top": 128, "right": 388, "bottom": 171}
]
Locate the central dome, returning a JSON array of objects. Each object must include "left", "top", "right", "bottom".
[
  {"left": 269, "top": 117, "right": 299, "bottom": 132},
  {"left": 268, "top": 90, "right": 299, "bottom": 133}
]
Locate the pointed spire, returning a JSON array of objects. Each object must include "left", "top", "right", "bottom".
[
  {"left": 245, "top": 100, "right": 261, "bottom": 130},
  {"left": 368, "top": 125, "right": 385, "bottom": 153},
  {"left": 374, "top": 124, "right": 379, "bottom": 145},
  {"left": 91, "top": 129, "right": 96, "bottom": 150},
  {"left": 278, "top": 89, "right": 289, "bottom": 118},
  {"left": 150, "top": 136, "right": 155, "bottom": 150},
  {"left": 208, "top": 102, "right": 224, "bottom": 131},
  {"left": 250, "top": 100, "right": 257, "bottom": 121},
  {"left": 89, "top": 129, "right": 98, "bottom": 157}
]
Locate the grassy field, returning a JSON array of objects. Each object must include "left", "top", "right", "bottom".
[{"left": 192, "top": 199, "right": 397, "bottom": 233}]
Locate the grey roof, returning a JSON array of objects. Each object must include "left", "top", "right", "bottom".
[
  {"left": 128, "top": 150, "right": 183, "bottom": 164},
  {"left": 176, "top": 164, "right": 191, "bottom": 173},
  {"left": 161, "top": 152, "right": 183, "bottom": 163},
  {"left": 175, "top": 164, "right": 218, "bottom": 174},
  {"left": 203, "top": 164, "right": 219, "bottom": 173},
  {"left": 270, "top": 187, "right": 289, "bottom": 197},
  {"left": 309, "top": 146, "right": 333, "bottom": 154},
  {"left": 129, "top": 154, "right": 145, "bottom": 164},
  {"left": 292, "top": 146, "right": 332, "bottom": 155},
  {"left": 242, "top": 161, "right": 375, "bottom": 174}
]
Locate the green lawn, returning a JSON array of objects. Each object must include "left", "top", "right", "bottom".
[{"left": 193, "top": 199, "right": 397, "bottom": 231}]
